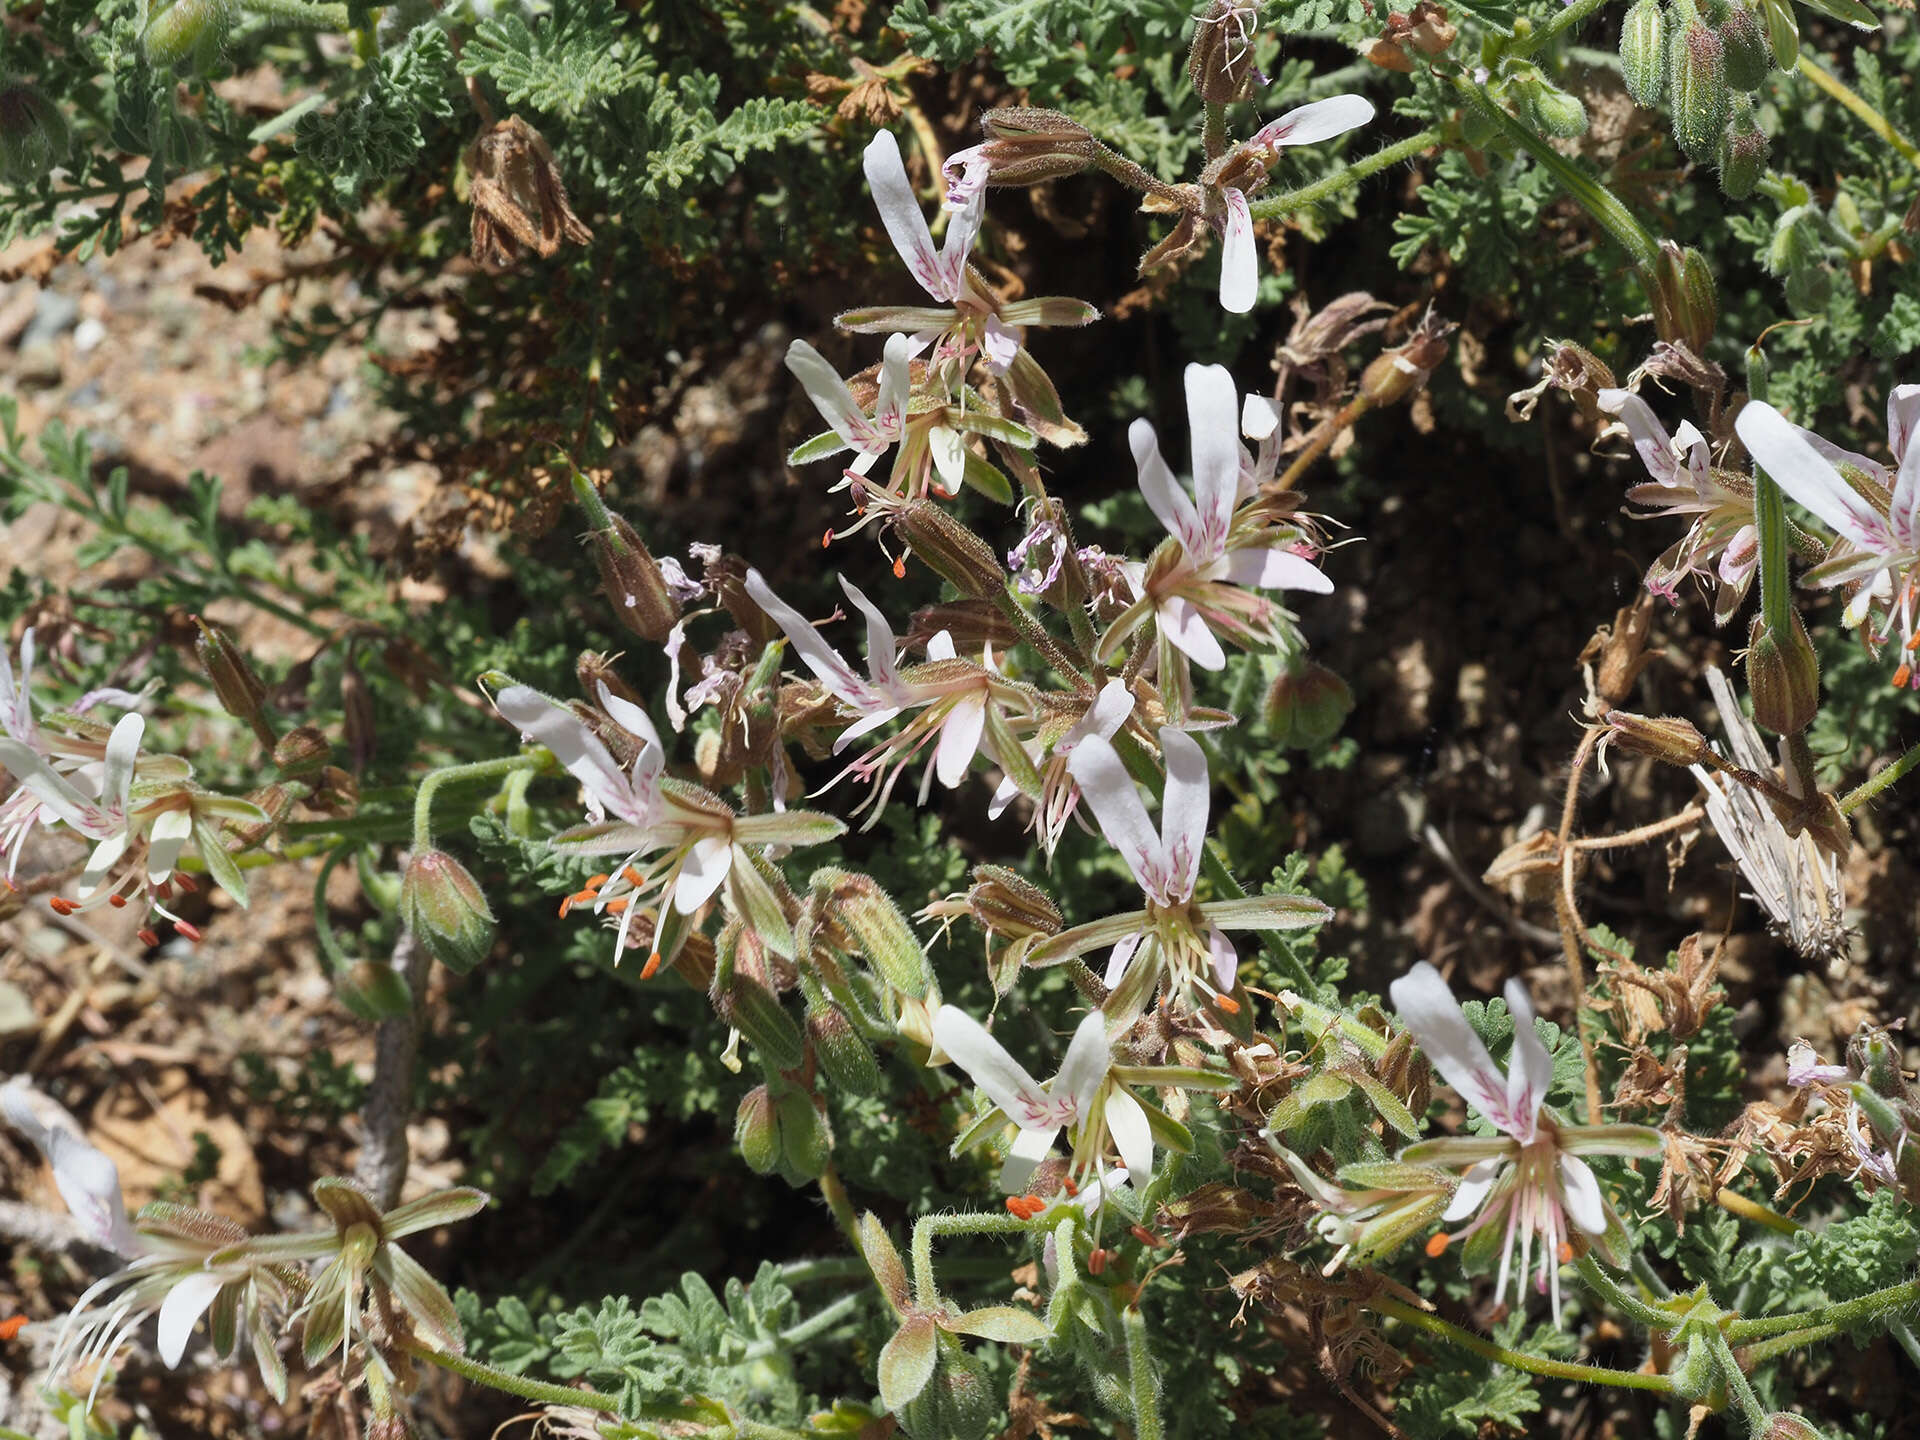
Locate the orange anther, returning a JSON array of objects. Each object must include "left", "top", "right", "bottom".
[
  {"left": 48, "top": 897, "right": 75, "bottom": 915},
  {"left": 176, "top": 921, "right": 203, "bottom": 943},
  {"left": 586, "top": 873, "right": 611, "bottom": 889},
  {"left": 1004, "top": 1195, "right": 1045, "bottom": 1219},
  {"left": 0, "top": 1316, "right": 25, "bottom": 1341},
  {"left": 1213, "top": 994, "right": 1241, "bottom": 1015},
  {"left": 157, "top": 880, "right": 172, "bottom": 900},
  {"left": 623, "top": 866, "right": 646, "bottom": 886},
  {"left": 558, "top": 896, "right": 575, "bottom": 917},
  {"left": 1557, "top": 1242, "right": 1574, "bottom": 1264},
  {"left": 1906, "top": 630, "right": 1920, "bottom": 651},
  {"left": 605, "top": 897, "right": 629, "bottom": 914},
  {"left": 1087, "top": 1248, "right": 1110, "bottom": 1275},
  {"left": 1425, "top": 1232, "right": 1451, "bottom": 1258},
  {"left": 175, "top": 874, "right": 198, "bottom": 893},
  {"left": 1129, "top": 1225, "right": 1164, "bottom": 1249},
  {"left": 1061, "top": 1177, "right": 1079, "bottom": 1196},
  {"left": 822, "top": 529, "right": 834, "bottom": 548},
  {"left": 1896, "top": 663, "right": 1915, "bottom": 690},
  {"left": 641, "top": 951, "right": 663, "bottom": 980},
  {"left": 108, "top": 893, "right": 128, "bottom": 909},
  {"left": 892, "top": 555, "right": 907, "bottom": 579},
  {"left": 137, "top": 928, "right": 160, "bottom": 948}
]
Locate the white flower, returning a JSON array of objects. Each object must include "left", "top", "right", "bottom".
[
  {"left": 933, "top": 1006, "right": 1153, "bottom": 1192},
  {"left": 1389, "top": 962, "right": 1662, "bottom": 1324},
  {"left": 784, "top": 333, "right": 913, "bottom": 478},
  {"left": 987, "top": 676, "right": 1134, "bottom": 856},
  {"left": 1100, "top": 364, "right": 1331, "bottom": 673},
  {"left": 1, "top": 1078, "right": 138, "bottom": 1256},
  {"left": 1217, "top": 97, "right": 1376, "bottom": 314},
  {"left": 1736, "top": 394, "right": 1920, "bottom": 683},
  {"left": 1688, "top": 665, "right": 1849, "bottom": 961}
]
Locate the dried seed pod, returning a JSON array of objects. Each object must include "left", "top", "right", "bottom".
[{"left": 1188, "top": 1, "right": 1263, "bottom": 102}]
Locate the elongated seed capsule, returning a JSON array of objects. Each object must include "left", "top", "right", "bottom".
[
  {"left": 1620, "top": 0, "right": 1669, "bottom": 106},
  {"left": 1719, "top": 1, "right": 1770, "bottom": 90},
  {"left": 1670, "top": 9, "right": 1731, "bottom": 161}
]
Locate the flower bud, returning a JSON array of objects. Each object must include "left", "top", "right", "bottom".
[
  {"left": 1718, "top": 2, "right": 1770, "bottom": 90},
  {"left": 736, "top": 1085, "right": 781, "bottom": 1174},
  {"left": 1669, "top": 12, "right": 1730, "bottom": 162},
  {"left": 233, "top": 784, "right": 291, "bottom": 850},
  {"left": 1849, "top": 1082, "right": 1905, "bottom": 1151},
  {"left": 945, "top": 109, "right": 1096, "bottom": 205},
  {"left": 966, "top": 864, "right": 1062, "bottom": 940},
  {"left": 193, "top": 617, "right": 268, "bottom": 727},
  {"left": 0, "top": 82, "right": 68, "bottom": 187},
  {"left": 1745, "top": 610, "right": 1818, "bottom": 735},
  {"left": 901, "top": 1347, "right": 995, "bottom": 1440},
  {"left": 1759, "top": 1414, "right": 1831, "bottom": 1440},
  {"left": 1602, "top": 710, "right": 1711, "bottom": 767},
  {"left": 274, "top": 726, "right": 331, "bottom": 776},
  {"left": 334, "top": 959, "right": 412, "bottom": 1022},
  {"left": 573, "top": 471, "right": 680, "bottom": 643},
  {"left": 1620, "top": 0, "right": 1669, "bottom": 105},
  {"left": 898, "top": 502, "right": 1004, "bottom": 601},
  {"left": 139, "top": 0, "right": 233, "bottom": 71},
  {"left": 773, "top": 1086, "right": 833, "bottom": 1182},
  {"left": 1518, "top": 74, "right": 1589, "bottom": 139},
  {"left": 1718, "top": 103, "right": 1769, "bottom": 199},
  {"left": 1188, "top": 2, "right": 1263, "bottom": 103},
  {"left": 1845, "top": 1027, "right": 1909, "bottom": 1102},
  {"left": 399, "top": 850, "right": 496, "bottom": 974},
  {"left": 811, "top": 869, "right": 933, "bottom": 998},
  {"left": 1649, "top": 242, "right": 1718, "bottom": 356},
  {"left": 808, "top": 1005, "right": 881, "bottom": 1095},
  {"left": 1265, "top": 659, "right": 1353, "bottom": 749},
  {"left": 717, "top": 975, "right": 806, "bottom": 1073},
  {"left": 1358, "top": 313, "right": 1454, "bottom": 408}
]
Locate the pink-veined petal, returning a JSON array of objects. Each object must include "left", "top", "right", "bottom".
[
  {"left": 1186, "top": 363, "right": 1240, "bottom": 552},
  {"left": 158, "top": 1271, "right": 227, "bottom": 1367},
  {"left": 1388, "top": 961, "right": 1515, "bottom": 1133},
  {"left": 874, "top": 333, "right": 912, "bottom": 434},
  {"left": 1220, "top": 546, "right": 1333, "bottom": 592},
  {"left": 146, "top": 807, "right": 194, "bottom": 885},
  {"left": 838, "top": 576, "right": 902, "bottom": 694},
  {"left": 1597, "top": 390, "right": 1680, "bottom": 488},
  {"left": 1251, "top": 94, "right": 1376, "bottom": 150},
  {"left": 1207, "top": 926, "right": 1238, "bottom": 992},
  {"left": 933, "top": 1005, "right": 1053, "bottom": 1123},
  {"left": 1888, "top": 384, "right": 1920, "bottom": 467},
  {"left": 936, "top": 187, "right": 986, "bottom": 302},
  {"left": 1558, "top": 1152, "right": 1606, "bottom": 1234},
  {"left": 1103, "top": 1085, "right": 1155, "bottom": 1180},
  {"left": 1158, "top": 727, "right": 1210, "bottom": 905},
  {"left": 783, "top": 338, "right": 866, "bottom": 444},
  {"left": 1218, "top": 188, "right": 1257, "bottom": 315},
  {"left": 1067, "top": 734, "right": 1164, "bottom": 897},
  {"left": 1737, "top": 401, "right": 1890, "bottom": 552},
  {"left": 935, "top": 694, "right": 987, "bottom": 788},
  {"left": 864, "top": 130, "right": 948, "bottom": 301},
  {"left": 672, "top": 836, "right": 733, "bottom": 914},
  {"left": 0, "top": 738, "right": 98, "bottom": 829},
  {"left": 743, "top": 570, "right": 875, "bottom": 709},
  {"left": 1130, "top": 417, "right": 1203, "bottom": 553},
  {"left": 1892, "top": 422, "right": 1920, "bottom": 552},
  {"left": 1159, "top": 595, "right": 1228, "bottom": 671},
  {"left": 1056, "top": 1010, "right": 1111, "bottom": 1119},
  {"left": 943, "top": 144, "right": 991, "bottom": 208},
  {"left": 1104, "top": 930, "right": 1145, "bottom": 988},
  {"left": 1502, "top": 977, "right": 1552, "bottom": 1140}
]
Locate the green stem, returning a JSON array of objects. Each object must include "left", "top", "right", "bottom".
[
  {"left": 1454, "top": 81, "right": 1658, "bottom": 271},
  {"left": 817, "top": 1164, "right": 863, "bottom": 1259},
  {"left": 1371, "top": 1297, "right": 1676, "bottom": 1392},
  {"left": 995, "top": 587, "right": 1093, "bottom": 693},
  {"left": 1248, "top": 125, "right": 1445, "bottom": 221},
  {"left": 1740, "top": 1323, "right": 1835, "bottom": 1364},
  {"left": 745, "top": 1291, "right": 866, "bottom": 1357},
  {"left": 1796, "top": 54, "right": 1920, "bottom": 173},
  {"left": 236, "top": 0, "right": 352, "bottom": 27},
  {"left": 412, "top": 754, "right": 542, "bottom": 850},
  {"left": 1200, "top": 844, "right": 1324, "bottom": 999},
  {"left": 1203, "top": 102, "right": 1228, "bottom": 163},
  {"left": 1574, "top": 1254, "right": 1678, "bottom": 1331},
  {"left": 1511, "top": 0, "right": 1611, "bottom": 58},
  {"left": 1122, "top": 1302, "right": 1163, "bottom": 1440},
  {"left": 1709, "top": 1330, "right": 1771, "bottom": 1434},
  {"left": 1840, "top": 740, "right": 1920, "bottom": 815},
  {"left": 1725, "top": 1275, "right": 1920, "bottom": 1343},
  {"left": 910, "top": 1212, "right": 1033, "bottom": 1308},
  {"left": 401, "top": 1342, "right": 621, "bottom": 1412}
]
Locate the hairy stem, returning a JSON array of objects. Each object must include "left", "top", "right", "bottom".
[
  {"left": 401, "top": 1342, "right": 621, "bottom": 1412},
  {"left": 412, "top": 754, "right": 543, "bottom": 851},
  {"left": 1840, "top": 739, "right": 1920, "bottom": 815},
  {"left": 1511, "top": 0, "right": 1611, "bottom": 57},
  {"left": 1371, "top": 1296, "right": 1677, "bottom": 1391},
  {"left": 911, "top": 1211, "right": 1034, "bottom": 1308},
  {"left": 1123, "top": 1302, "right": 1163, "bottom": 1440},
  {"left": 1574, "top": 1253, "right": 1678, "bottom": 1331},
  {"left": 1248, "top": 126, "right": 1446, "bottom": 222},
  {"left": 237, "top": 0, "right": 352, "bottom": 27}
]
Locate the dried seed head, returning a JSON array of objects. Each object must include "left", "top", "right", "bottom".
[
  {"left": 573, "top": 472, "right": 681, "bottom": 642},
  {"left": 193, "top": 617, "right": 268, "bottom": 726},
  {"left": 1188, "top": 2, "right": 1264, "bottom": 103},
  {"left": 273, "top": 727, "right": 331, "bottom": 777},
  {"left": 1649, "top": 242, "right": 1719, "bottom": 356},
  {"left": 965, "top": 864, "right": 1063, "bottom": 939},
  {"left": 464, "top": 116, "right": 593, "bottom": 267},
  {"left": 1602, "top": 710, "right": 1712, "bottom": 767},
  {"left": 1359, "top": 311, "right": 1455, "bottom": 407}
]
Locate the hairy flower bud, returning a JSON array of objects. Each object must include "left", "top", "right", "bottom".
[
  {"left": 0, "top": 81, "right": 68, "bottom": 186},
  {"left": 736, "top": 1085, "right": 780, "bottom": 1174},
  {"left": 774, "top": 1087, "right": 833, "bottom": 1182},
  {"left": 1845, "top": 1027, "right": 1909, "bottom": 1102},
  {"left": 1517, "top": 73, "right": 1589, "bottom": 139},
  {"left": 1667, "top": 1332, "right": 1716, "bottom": 1401},
  {"left": 1718, "top": 1, "right": 1770, "bottom": 90},
  {"left": 1759, "top": 1415, "right": 1831, "bottom": 1440},
  {"left": 1265, "top": 659, "right": 1354, "bottom": 749},
  {"left": 1603, "top": 710, "right": 1711, "bottom": 767},
  {"left": 945, "top": 109, "right": 1096, "bottom": 205},
  {"left": 139, "top": 0, "right": 233, "bottom": 71},
  {"left": 718, "top": 975, "right": 807, "bottom": 1072},
  {"left": 1669, "top": 11, "right": 1731, "bottom": 162},
  {"left": 193, "top": 616, "right": 268, "bottom": 727},
  {"left": 274, "top": 725, "right": 331, "bottom": 777},
  {"left": 1649, "top": 242, "right": 1718, "bottom": 355},
  {"left": 399, "top": 850, "right": 496, "bottom": 974},
  {"left": 808, "top": 1005, "right": 881, "bottom": 1094},
  {"left": 1745, "top": 610, "right": 1818, "bottom": 735},
  {"left": 334, "top": 959, "right": 412, "bottom": 1022},
  {"left": 573, "top": 471, "right": 680, "bottom": 643},
  {"left": 1188, "top": 1, "right": 1263, "bottom": 102},
  {"left": 1620, "top": 0, "right": 1669, "bottom": 105},
  {"left": 812, "top": 869, "right": 933, "bottom": 998},
  {"left": 898, "top": 502, "right": 1005, "bottom": 601},
  {"left": 1718, "top": 102, "right": 1770, "bottom": 199}
]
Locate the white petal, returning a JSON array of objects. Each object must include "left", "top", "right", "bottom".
[
  {"left": 1502, "top": 976, "right": 1553, "bottom": 1140},
  {"left": 981, "top": 315, "right": 1021, "bottom": 374},
  {"left": 1103, "top": 1085, "right": 1155, "bottom": 1181},
  {"left": 1558, "top": 1152, "right": 1607, "bottom": 1235},
  {"left": 934, "top": 694, "right": 987, "bottom": 789},
  {"left": 1597, "top": 389, "right": 1679, "bottom": 488},
  {"left": 864, "top": 130, "right": 949, "bottom": 301},
  {"left": 671, "top": 835, "right": 733, "bottom": 914},
  {"left": 928, "top": 426, "right": 968, "bottom": 495},
  {"left": 1000, "top": 1123, "right": 1057, "bottom": 1193},
  {"left": 783, "top": 339, "right": 866, "bottom": 445},
  {"left": 936, "top": 187, "right": 986, "bottom": 302},
  {"left": 1104, "top": 930, "right": 1145, "bottom": 988},
  {"left": 743, "top": 569, "right": 874, "bottom": 709},
  {"left": 1159, "top": 595, "right": 1228, "bottom": 671},
  {"left": 1219, "top": 546, "right": 1333, "bottom": 592},
  {"left": 494, "top": 687, "right": 645, "bottom": 825},
  {"left": 102, "top": 713, "right": 143, "bottom": 813},
  {"left": 933, "top": 1005, "right": 1052, "bottom": 1123},
  {"left": 146, "top": 807, "right": 194, "bottom": 885},
  {"left": 157, "top": 1271, "right": 227, "bottom": 1367},
  {"left": 1207, "top": 927, "right": 1238, "bottom": 992},
  {"left": 1186, "top": 363, "right": 1240, "bottom": 553},
  {"left": 926, "top": 630, "right": 956, "bottom": 661},
  {"left": 1129, "top": 417, "right": 1203, "bottom": 554},
  {"left": 1441, "top": 1157, "right": 1503, "bottom": 1222},
  {"left": 1081, "top": 678, "right": 1135, "bottom": 742},
  {"left": 1388, "top": 962, "right": 1514, "bottom": 1132},
  {"left": 78, "top": 828, "right": 130, "bottom": 896},
  {"left": 1158, "top": 727, "right": 1210, "bottom": 904},
  {"left": 1218, "top": 188, "right": 1257, "bottom": 315},
  {"left": 1067, "top": 734, "right": 1164, "bottom": 897},
  {"left": 596, "top": 683, "right": 663, "bottom": 753},
  {"left": 0, "top": 738, "right": 98, "bottom": 829},
  {"left": 1887, "top": 384, "right": 1920, "bottom": 467},
  {"left": 875, "top": 333, "right": 912, "bottom": 433},
  {"left": 1241, "top": 394, "right": 1279, "bottom": 441},
  {"left": 1055, "top": 1011, "right": 1111, "bottom": 1119},
  {"left": 1736, "top": 400, "right": 1890, "bottom": 552},
  {"left": 838, "top": 576, "right": 903, "bottom": 695},
  {"left": 1251, "top": 94, "right": 1376, "bottom": 150}
]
